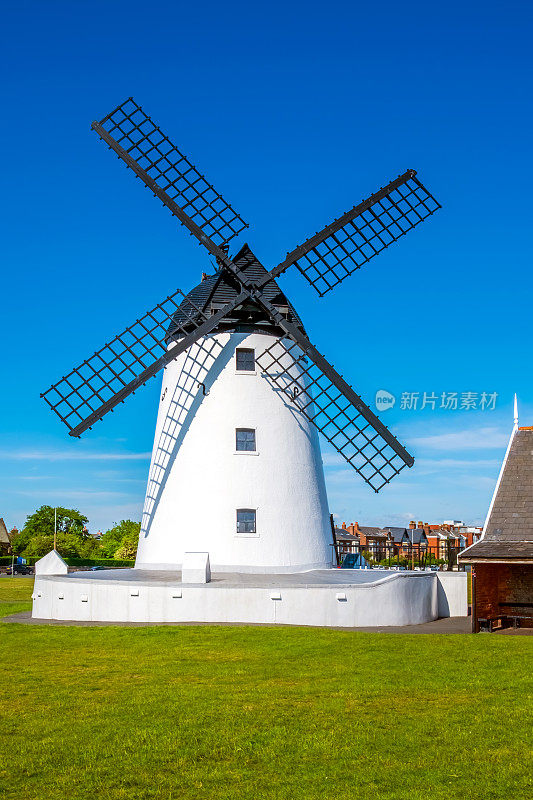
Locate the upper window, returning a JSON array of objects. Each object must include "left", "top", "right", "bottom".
[
  {"left": 237, "top": 509, "right": 256, "bottom": 534},
  {"left": 236, "top": 348, "right": 255, "bottom": 371},
  {"left": 236, "top": 428, "right": 256, "bottom": 452}
]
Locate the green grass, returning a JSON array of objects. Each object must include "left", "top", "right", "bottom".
[
  {"left": 0, "top": 576, "right": 33, "bottom": 618},
  {"left": 0, "top": 580, "right": 532, "bottom": 799}
]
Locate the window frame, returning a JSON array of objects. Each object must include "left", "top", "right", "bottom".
[
  {"left": 235, "top": 428, "right": 256, "bottom": 452},
  {"left": 235, "top": 347, "right": 255, "bottom": 372},
  {"left": 236, "top": 508, "right": 257, "bottom": 535}
]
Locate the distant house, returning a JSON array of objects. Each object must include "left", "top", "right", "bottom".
[
  {"left": 383, "top": 526, "right": 428, "bottom": 558},
  {"left": 384, "top": 526, "right": 407, "bottom": 552},
  {"left": 401, "top": 528, "right": 428, "bottom": 552},
  {"left": 0, "top": 518, "right": 12, "bottom": 555},
  {"left": 334, "top": 527, "right": 359, "bottom": 559},
  {"left": 459, "top": 425, "right": 533, "bottom": 631}
]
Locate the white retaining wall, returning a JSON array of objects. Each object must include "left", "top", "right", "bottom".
[
  {"left": 31, "top": 571, "right": 448, "bottom": 627},
  {"left": 436, "top": 571, "right": 468, "bottom": 617}
]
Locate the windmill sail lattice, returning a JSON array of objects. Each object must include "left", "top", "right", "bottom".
[
  {"left": 270, "top": 171, "right": 440, "bottom": 296},
  {"left": 256, "top": 339, "right": 411, "bottom": 492},
  {"left": 93, "top": 97, "right": 248, "bottom": 246},
  {"left": 41, "top": 290, "right": 232, "bottom": 435}
]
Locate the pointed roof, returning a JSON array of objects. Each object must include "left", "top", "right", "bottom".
[
  {"left": 460, "top": 427, "right": 533, "bottom": 562},
  {"left": 384, "top": 526, "right": 408, "bottom": 543},
  {"left": 0, "top": 518, "right": 10, "bottom": 545},
  {"left": 169, "top": 243, "right": 305, "bottom": 338},
  {"left": 34, "top": 549, "right": 68, "bottom": 575}
]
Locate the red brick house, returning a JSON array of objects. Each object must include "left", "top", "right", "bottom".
[{"left": 459, "top": 425, "right": 533, "bottom": 631}]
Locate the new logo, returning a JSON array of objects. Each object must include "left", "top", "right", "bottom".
[{"left": 375, "top": 389, "right": 396, "bottom": 412}]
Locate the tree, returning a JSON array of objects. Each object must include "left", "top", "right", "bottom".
[
  {"left": 99, "top": 520, "right": 140, "bottom": 560},
  {"left": 11, "top": 505, "right": 96, "bottom": 558}
]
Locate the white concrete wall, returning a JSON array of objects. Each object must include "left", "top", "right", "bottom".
[
  {"left": 136, "top": 332, "right": 333, "bottom": 573},
  {"left": 32, "top": 572, "right": 438, "bottom": 627},
  {"left": 436, "top": 572, "right": 468, "bottom": 617}
]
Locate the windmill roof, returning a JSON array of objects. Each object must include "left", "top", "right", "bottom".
[
  {"left": 169, "top": 244, "right": 305, "bottom": 338},
  {"left": 460, "top": 427, "right": 533, "bottom": 561}
]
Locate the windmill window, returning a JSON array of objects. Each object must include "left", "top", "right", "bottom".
[
  {"left": 237, "top": 509, "right": 256, "bottom": 534},
  {"left": 236, "top": 428, "right": 256, "bottom": 451},
  {"left": 236, "top": 348, "right": 255, "bottom": 371}
]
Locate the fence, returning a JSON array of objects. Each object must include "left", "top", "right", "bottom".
[{"left": 332, "top": 541, "right": 466, "bottom": 571}]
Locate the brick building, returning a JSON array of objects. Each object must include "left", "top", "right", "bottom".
[{"left": 459, "top": 425, "right": 533, "bottom": 631}]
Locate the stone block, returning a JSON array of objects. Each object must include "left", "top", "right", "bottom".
[{"left": 182, "top": 552, "right": 211, "bottom": 584}]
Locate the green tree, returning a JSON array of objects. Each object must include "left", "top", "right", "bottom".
[
  {"left": 11, "top": 505, "right": 96, "bottom": 558},
  {"left": 99, "top": 520, "right": 140, "bottom": 560}
]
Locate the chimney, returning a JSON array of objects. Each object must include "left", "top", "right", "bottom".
[
  {"left": 418, "top": 521, "right": 423, "bottom": 529},
  {"left": 201, "top": 272, "right": 208, "bottom": 282},
  {"left": 409, "top": 520, "right": 416, "bottom": 529},
  {"left": 342, "top": 522, "right": 347, "bottom": 529}
]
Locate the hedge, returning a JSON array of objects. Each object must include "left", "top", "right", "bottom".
[
  {"left": 0, "top": 556, "right": 134, "bottom": 568},
  {"left": 64, "top": 558, "right": 135, "bottom": 568}
]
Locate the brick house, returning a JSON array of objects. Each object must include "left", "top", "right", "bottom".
[{"left": 459, "top": 425, "right": 533, "bottom": 631}]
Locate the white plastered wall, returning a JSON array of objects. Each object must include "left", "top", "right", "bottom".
[{"left": 135, "top": 331, "right": 333, "bottom": 573}]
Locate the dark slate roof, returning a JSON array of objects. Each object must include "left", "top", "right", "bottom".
[
  {"left": 405, "top": 528, "right": 428, "bottom": 545},
  {"left": 334, "top": 528, "right": 359, "bottom": 542},
  {"left": 460, "top": 428, "right": 533, "bottom": 561},
  {"left": 359, "top": 526, "right": 387, "bottom": 539},
  {"left": 168, "top": 243, "right": 305, "bottom": 339},
  {"left": 384, "top": 526, "right": 408, "bottom": 543}
]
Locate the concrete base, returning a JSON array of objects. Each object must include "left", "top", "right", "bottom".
[{"left": 30, "top": 569, "right": 466, "bottom": 627}]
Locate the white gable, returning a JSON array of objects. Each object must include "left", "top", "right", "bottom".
[{"left": 35, "top": 550, "right": 68, "bottom": 575}]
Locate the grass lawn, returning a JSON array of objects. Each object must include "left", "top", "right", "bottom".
[{"left": 0, "top": 579, "right": 531, "bottom": 799}]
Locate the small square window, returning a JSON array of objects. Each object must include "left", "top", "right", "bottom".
[
  {"left": 236, "top": 428, "right": 256, "bottom": 451},
  {"left": 237, "top": 509, "right": 256, "bottom": 534},
  {"left": 236, "top": 348, "right": 255, "bottom": 371}
]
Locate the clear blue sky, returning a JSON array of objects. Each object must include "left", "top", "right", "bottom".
[{"left": 1, "top": 0, "right": 532, "bottom": 532}]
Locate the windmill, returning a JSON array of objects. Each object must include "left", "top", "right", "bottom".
[{"left": 41, "top": 98, "right": 441, "bottom": 573}]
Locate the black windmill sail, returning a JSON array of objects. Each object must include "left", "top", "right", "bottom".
[{"left": 41, "top": 97, "right": 441, "bottom": 492}]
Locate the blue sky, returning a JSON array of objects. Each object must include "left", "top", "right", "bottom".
[{"left": 1, "top": 0, "right": 532, "bottom": 532}]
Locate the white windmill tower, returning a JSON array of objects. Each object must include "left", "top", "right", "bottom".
[{"left": 42, "top": 98, "right": 441, "bottom": 575}]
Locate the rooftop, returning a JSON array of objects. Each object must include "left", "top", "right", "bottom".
[
  {"left": 460, "top": 427, "right": 533, "bottom": 562},
  {"left": 168, "top": 243, "right": 305, "bottom": 339}
]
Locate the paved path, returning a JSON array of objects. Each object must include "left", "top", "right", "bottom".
[{"left": 3, "top": 610, "right": 474, "bottom": 633}]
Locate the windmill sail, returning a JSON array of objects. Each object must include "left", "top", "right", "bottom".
[
  {"left": 92, "top": 97, "right": 248, "bottom": 247},
  {"left": 41, "top": 288, "right": 249, "bottom": 437},
  {"left": 256, "top": 337, "right": 412, "bottom": 492},
  {"left": 267, "top": 170, "right": 440, "bottom": 296}
]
